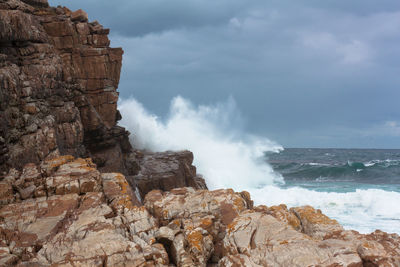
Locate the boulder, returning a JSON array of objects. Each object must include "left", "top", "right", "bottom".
[
  {"left": 134, "top": 150, "right": 207, "bottom": 198},
  {"left": 71, "top": 9, "right": 88, "bottom": 22}
]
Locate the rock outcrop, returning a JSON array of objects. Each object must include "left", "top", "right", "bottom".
[
  {"left": 0, "top": 0, "right": 129, "bottom": 175},
  {"left": 0, "top": 156, "right": 160, "bottom": 266},
  {"left": 132, "top": 150, "right": 207, "bottom": 199},
  {"left": 1, "top": 157, "right": 399, "bottom": 266},
  {"left": 0, "top": 0, "right": 205, "bottom": 198}
]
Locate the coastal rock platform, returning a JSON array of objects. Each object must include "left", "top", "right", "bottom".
[{"left": 0, "top": 156, "right": 399, "bottom": 266}]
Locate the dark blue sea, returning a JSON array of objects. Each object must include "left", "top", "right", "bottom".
[{"left": 257, "top": 148, "right": 400, "bottom": 234}]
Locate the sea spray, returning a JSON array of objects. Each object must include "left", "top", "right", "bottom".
[
  {"left": 251, "top": 186, "right": 400, "bottom": 234},
  {"left": 119, "top": 96, "right": 400, "bottom": 234},
  {"left": 119, "top": 96, "right": 284, "bottom": 189}
]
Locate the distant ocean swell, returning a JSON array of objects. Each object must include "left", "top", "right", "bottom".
[
  {"left": 119, "top": 96, "right": 400, "bottom": 235},
  {"left": 272, "top": 160, "right": 400, "bottom": 183}
]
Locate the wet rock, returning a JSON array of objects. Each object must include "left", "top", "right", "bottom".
[{"left": 134, "top": 150, "right": 207, "bottom": 198}]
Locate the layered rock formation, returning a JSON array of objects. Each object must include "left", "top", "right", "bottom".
[
  {"left": 0, "top": 0, "right": 130, "bottom": 175},
  {"left": 1, "top": 0, "right": 400, "bottom": 266},
  {"left": 0, "top": 0, "right": 204, "bottom": 195},
  {"left": 1, "top": 158, "right": 399, "bottom": 266}
]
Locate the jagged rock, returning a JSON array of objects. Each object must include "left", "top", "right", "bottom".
[
  {"left": 221, "top": 210, "right": 362, "bottom": 266},
  {"left": 0, "top": 155, "right": 165, "bottom": 266},
  {"left": 256, "top": 204, "right": 301, "bottom": 231},
  {"left": 0, "top": 0, "right": 132, "bottom": 175},
  {"left": 143, "top": 188, "right": 400, "bottom": 267},
  {"left": 144, "top": 187, "right": 252, "bottom": 265},
  {"left": 134, "top": 150, "right": 207, "bottom": 198},
  {"left": 359, "top": 230, "right": 400, "bottom": 266},
  {"left": 1, "top": 158, "right": 400, "bottom": 266},
  {"left": 290, "top": 205, "right": 343, "bottom": 239},
  {"left": 70, "top": 9, "right": 88, "bottom": 22}
]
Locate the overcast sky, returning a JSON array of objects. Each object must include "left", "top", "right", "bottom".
[{"left": 51, "top": 0, "right": 400, "bottom": 148}]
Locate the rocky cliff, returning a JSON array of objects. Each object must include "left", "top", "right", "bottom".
[
  {"left": 0, "top": 0, "right": 399, "bottom": 266},
  {"left": 0, "top": 0, "right": 129, "bottom": 174},
  {"left": 0, "top": 0, "right": 205, "bottom": 195}
]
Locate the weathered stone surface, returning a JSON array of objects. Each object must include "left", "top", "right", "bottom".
[
  {"left": 222, "top": 210, "right": 361, "bottom": 267},
  {"left": 144, "top": 187, "right": 252, "bottom": 265},
  {"left": 0, "top": 10, "right": 47, "bottom": 42},
  {"left": 0, "top": 0, "right": 132, "bottom": 176},
  {"left": 0, "top": 181, "right": 14, "bottom": 205},
  {"left": 359, "top": 230, "right": 400, "bottom": 266},
  {"left": 1, "top": 157, "right": 400, "bottom": 267},
  {"left": 257, "top": 204, "right": 301, "bottom": 231},
  {"left": 0, "top": 156, "right": 162, "bottom": 266},
  {"left": 36, "top": 193, "right": 166, "bottom": 267},
  {"left": 290, "top": 205, "right": 344, "bottom": 239},
  {"left": 70, "top": 9, "right": 88, "bottom": 22},
  {"left": 134, "top": 150, "right": 207, "bottom": 198}
]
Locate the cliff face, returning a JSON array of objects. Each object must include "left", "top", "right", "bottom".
[{"left": 0, "top": 0, "right": 130, "bottom": 175}]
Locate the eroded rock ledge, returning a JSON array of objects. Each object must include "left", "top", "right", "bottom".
[{"left": 0, "top": 156, "right": 399, "bottom": 266}]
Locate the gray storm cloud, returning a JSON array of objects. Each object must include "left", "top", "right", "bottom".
[{"left": 51, "top": 0, "right": 400, "bottom": 148}]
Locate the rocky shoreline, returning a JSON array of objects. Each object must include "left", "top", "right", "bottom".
[{"left": 0, "top": 0, "right": 399, "bottom": 266}]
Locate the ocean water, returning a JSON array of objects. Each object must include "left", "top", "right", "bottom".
[
  {"left": 261, "top": 148, "right": 400, "bottom": 234},
  {"left": 266, "top": 148, "right": 400, "bottom": 193},
  {"left": 119, "top": 96, "right": 400, "bottom": 235}
]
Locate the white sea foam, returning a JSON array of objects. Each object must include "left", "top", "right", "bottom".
[
  {"left": 251, "top": 186, "right": 400, "bottom": 234},
  {"left": 364, "top": 159, "right": 400, "bottom": 168},
  {"left": 119, "top": 96, "right": 400, "bottom": 234},
  {"left": 119, "top": 96, "right": 283, "bottom": 189},
  {"left": 307, "top": 162, "right": 330, "bottom": 166}
]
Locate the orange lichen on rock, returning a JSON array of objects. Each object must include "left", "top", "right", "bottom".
[
  {"left": 227, "top": 221, "right": 238, "bottom": 234},
  {"left": 290, "top": 205, "right": 344, "bottom": 239},
  {"left": 101, "top": 172, "right": 140, "bottom": 209},
  {"left": 265, "top": 204, "right": 302, "bottom": 231},
  {"left": 40, "top": 155, "right": 75, "bottom": 174},
  {"left": 187, "top": 230, "right": 204, "bottom": 251},
  {"left": 200, "top": 218, "right": 213, "bottom": 228},
  {"left": 114, "top": 172, "right": 129, "bottom": 194},
  {"left": 233, "top": 196, "right": 245, "bottom": 210},
  {"left": 291, "top": 205, "right": 339, "bottom": 225}
]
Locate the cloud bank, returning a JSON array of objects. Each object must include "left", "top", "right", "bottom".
[{"left": 51, "top": 0, "right": 400, "bottom": 147}]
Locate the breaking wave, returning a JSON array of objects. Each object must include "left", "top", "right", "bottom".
[
  {"left": 119, "top": 96, "right": 283, "bottom": 189},
  {"left": 119, "top": 96, "right": 400, "bottom": 234}
]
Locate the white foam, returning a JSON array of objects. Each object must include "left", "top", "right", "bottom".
[
  {"left": 251, "top": 186, "right": 400, "bottom": 234},
  {"left": 307, "top": 162, "right": 330, "bottom": 166},
  {"left": 119, "top": 96, "right": 283, "bottom": 189},
  {"left": 119, "top": 96, "right": 400, "bottom": 235}
]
